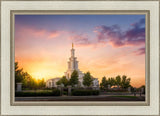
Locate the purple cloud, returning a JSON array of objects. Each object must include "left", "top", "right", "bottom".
[
  {"left": 94, "top": 18, "right": 145, "bottom": 47},
  {"left": 69, "top": 33, "right": 91, "bottom": 46},
  {"left": 133, "top": 47, "right": 145, "bottom": 55}
]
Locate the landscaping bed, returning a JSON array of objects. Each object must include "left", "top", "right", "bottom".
[{"left": 15, "top": 89, "right": 60, "bottom": 97}]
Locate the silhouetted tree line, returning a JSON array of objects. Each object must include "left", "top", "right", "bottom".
[
  {"left": 100, "top": 75, "right": 131, "bottom": 90},
  {"left": 15, "top": 62, "right": 46, "bottom": 90}
]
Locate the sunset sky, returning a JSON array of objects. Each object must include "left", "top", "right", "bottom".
[{"left": 15, "top": 15, "right": 145, "bottom": 87}]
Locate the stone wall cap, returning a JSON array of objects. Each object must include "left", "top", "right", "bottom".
[{"left": 16, "top": 83, "right": 22, "bottom": 84}]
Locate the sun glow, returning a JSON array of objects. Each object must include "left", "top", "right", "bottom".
[
  {"left": 27, "top": 68, "right": 64, "bottom": 80},
  {"left": 16, "top": 57, "right": 66, "bottom": 80},
  {"left": 23, "top": 64, "right": 65, "bottom": 80},
  {"left": 30, "top": 72, "right": 50, "bottom": 80}
]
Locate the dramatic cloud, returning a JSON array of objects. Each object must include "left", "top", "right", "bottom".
[
  {"left": 125, "top": 18, "right": 145, "bottom": 46},
  {"left": 133, "top": 47, "right": 145, "bottom": 55},
  {"left": 69, "top": 18, "right": 145, "bottom": 49},
  {"left": 69, "top": 33, "right": 91, "bottom": 46},
  {"left": 94, "top": 18, "right": 145, "bottom": 47}
]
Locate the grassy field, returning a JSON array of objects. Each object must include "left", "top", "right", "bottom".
[{"left": 110, "top": 95, "right": 137, "bottom": 98}]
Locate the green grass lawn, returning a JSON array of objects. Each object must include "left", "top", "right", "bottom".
[{"left": 110, "top": 95, "right": 137, "bottom": 98}]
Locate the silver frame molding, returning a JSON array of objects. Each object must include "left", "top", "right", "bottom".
[
  {"left": 0, "top": 0, "right": 159, "bottom": 116},
  {"left": 10, "top": 10, "right": 150, "bottom": 106}
]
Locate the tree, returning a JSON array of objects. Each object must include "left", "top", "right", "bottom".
[
  {"left": 107, "top": 77, "right": 115, "bottom": 87},
  {"left": 22, "top": 72, "right": 32, "bottom": 89},
  {"left": 100, "top": 76, "right": 108, "bottom": 90},
  {"left": 115, "top": 75, "right": 121, "bottom": 88},
  {"left": 38, "top": 78, "right": 46, "bottom": 89},
  {"left": 83, "top": 72, "right": 93, "bottom": 87},
  {"left": 56, "top": 80, "right": 61, "bottom": 85},
  {"left": 110, "top": 77, "right": 116, "bottom": 87},
  {"left": 121, "top": 75, "right": 131, "bottom": 89},
  {"left": 56, "top": 76, "right": 69, "bottom": 87},
  {"left": 15, "top": 62, "right": 23, "bottom": 83},
  {"left": 15, "top": 62, "right": 46, "bottom": 90},
  {"left": 139, "top": 85, "right": 145, "bottom": 94},
  {"left": 100, "top": 75, "right": 131, "bottom": 90},
  {"left": 61, "top": 76, "right": 69, "bottom": 87},
  {"left": 69, "top": 70, "right": 79, "bottom": 87}
]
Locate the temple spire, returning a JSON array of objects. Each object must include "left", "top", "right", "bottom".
[{"left": 72, "top": 43, "right": 74, "bottom": 49}]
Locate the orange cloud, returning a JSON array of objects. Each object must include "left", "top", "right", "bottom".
[
  {"left": 47, "top": 32, "right": 60, "bottom": 39},
  {"left": 15, "top": 25, "right": 61, "bottom": 41}
]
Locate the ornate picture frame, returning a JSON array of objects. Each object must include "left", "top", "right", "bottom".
[{"left": 0, "top": 0, "right": 159, "bottom": 115}]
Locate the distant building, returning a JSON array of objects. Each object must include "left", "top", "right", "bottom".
[
  {"left": 46, "top": 43, "right": 99, "bottom": 88},
  {"left": 46, "top": 77, "right": 60, "bottom": 88}
]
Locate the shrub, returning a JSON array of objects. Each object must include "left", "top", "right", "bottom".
[
  {"left": 106, "top": 89, "right": 127, "bottom": 92},
  {"left": 52, "top": 89, "right": 61, "bottom": 96},
  {"left": 63, "top": 91, "right": 68, "bottom": 95},
  {"left": 72, "top": 89, "right": 99, "bottom": 96},
  {"left": 15, "top": 89, "right": 60, "bottom": 97}
]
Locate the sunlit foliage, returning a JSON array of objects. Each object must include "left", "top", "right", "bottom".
[{"left": 15, "top": 62, "right": 46, "bottom": 90}]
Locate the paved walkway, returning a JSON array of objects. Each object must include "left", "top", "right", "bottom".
[{"left": 15, "top": 95, "right": 145, "bottom": 101}]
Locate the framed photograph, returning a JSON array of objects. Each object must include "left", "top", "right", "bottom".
[{"left": 0, "top": 0, "right": 159, "bottom": 115}]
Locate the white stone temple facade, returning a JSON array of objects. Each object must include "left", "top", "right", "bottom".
[
  {"left": 64, "top": 43, "right": 85, "bottom": 87},
  {"left": 46, "top": 43, "right": 99, "bottom": 88},
  {"left": 46, "top": 77, "right": 60, "bottom": 88}
]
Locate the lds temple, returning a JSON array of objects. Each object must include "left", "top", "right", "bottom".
[{"left": 46, "top": 43, "right": 99, "bottom": 88}]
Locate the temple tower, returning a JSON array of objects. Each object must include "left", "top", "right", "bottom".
[{"left": 65, "top": 43, "right": 79, "bottom": 79}]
